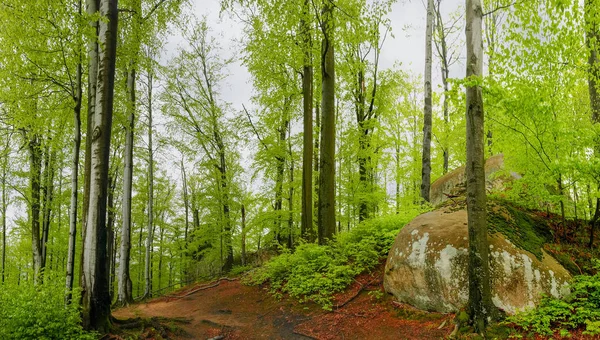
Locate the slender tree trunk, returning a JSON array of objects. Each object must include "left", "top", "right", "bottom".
[
  {"left": 158, "top": 223, "right": 164, "bottom": 292},
  {"left": 434, "top": 2, "right": 451, "bottom": 174},
  {"left": 41, "top": 149, "right": 55, "bottom": 270},
  {"left": 241, "top": 204, "right": 246, "bottom": 266},
  {"left": 66, "top": 37, "right": 82, "bottom": 302},
  {"left": 318, "top": 0, "right": 336, "bottom": 245},
  {"left": 117, "top": 67, "right": 135, "bottom": 306},
  {"left": 288, "top": 128, "right": 294, "bottom": 249},
  {"left": 465, "top": 0, "right": 495, "bottom": 333},
  {"left": 81, "top": 0, "right": 118, "bottom": 331},
  {"left": 420, "top": 0, "right": 434, "bottom": 202},
  {"left": 301, "top": 0, "right": 314, "bottom": 242},
  {"left": 1, "top": 154, "right": 7, "bottom": 284},
  {"left": 144, "top": 70, "right": 154, "bottom": 298},
  {"left": 106, "top": 174, "right": 116, "bottom": 301},
  {"left": 28, "top": 136, "right": 43, "bottom": 283},
  {"left": 585, "top": 0, "right": 600, "bottom": 248},
  {"left": 180, "top": 159, "right": 189, "bottom": 280}
]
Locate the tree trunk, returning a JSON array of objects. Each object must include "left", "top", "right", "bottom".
[
  {"left": 107, "top": 174, "right": 116, "bottom": 301},
  {"left": 28, "top": 136, "right": 43, "bottom": 283},
  {"left": 241, "top": 204, "right": 246, "bottom": 266},
  {"left": 420, "top": 0, "right": 434, "bottom": 202},
  {"left": 434, "top": 1, "right": 451, "bottom": 174},
  {"left": 301, "top": 0, "right": 314, "bottom": 242},
  {"left": 66, "top": 41, "right": 82, "bottom": 302},
  {"left": 144, "top": 69, "right": 154, "bottom": 299},
  {"left": 318, "top": 0, "right": 336, "bottom": 245},
  {"left": 465, "top": 0, "right": 495, "bottom": 333},
  {"left": 41, "top": 148, "right": 55, "bottom": 270},
  {"left": 117, "top": 67, "right": 135, "bottom": 306},
  {"left": 81, "top": 0, "right": 118, "bottom": 332},
  {"left": 288, "top": 127, "right": 294, "bottom": 249},
  {"left": 1, "top": 151, "right": 7, "bottom": 284},
  {"left": 585, "top": 0, "right": 600, "bottom": 248},
  {"left": 180, "top": 159, "right": 189, "bottom": 280}
]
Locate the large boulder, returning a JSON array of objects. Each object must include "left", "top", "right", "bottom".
[
  {"left": 430, "top": 154, "right": 520, "bottom": 207},
  {"left": 383, "top": 204, "right": 571, "bottom": 314}
]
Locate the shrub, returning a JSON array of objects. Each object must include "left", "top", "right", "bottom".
[
  {"left": 0, "top": 274, "right": 97, "bottom": 340},
  {"left": 507, "top": 261, "right": 600, "bottom": 337},
  {"left": 243, "top": 213, "right": 415, "bottom": 310}
]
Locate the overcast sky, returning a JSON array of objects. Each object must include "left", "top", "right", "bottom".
[{"left": 197, "top": 0, "right": 466, "bottom": 112}]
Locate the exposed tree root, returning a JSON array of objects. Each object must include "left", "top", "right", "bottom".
[
  {"left": 165, "top": 277, "right": 238, "bottom": 299},
  {"left": 334, "top": 278, "right": 378, "bottom": 309}
]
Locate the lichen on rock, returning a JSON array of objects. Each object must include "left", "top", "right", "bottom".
[{"left": 384, "top": 204, "right": 571, "bottom": 315}]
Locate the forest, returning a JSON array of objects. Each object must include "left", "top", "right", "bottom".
[{"left": 0, "top": 0, "right": 599, "bottom": 338}]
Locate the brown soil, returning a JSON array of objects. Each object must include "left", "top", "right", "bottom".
[{"left": 112, "top": 262, "right": 455, "bottom": 339}]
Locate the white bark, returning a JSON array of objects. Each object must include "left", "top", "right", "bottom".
[
  {"left": 118, "top": 68, "right": 135, "bottom": 306},
  {"left": 144, "top": 69, "right": 154, "bottom": 298}
]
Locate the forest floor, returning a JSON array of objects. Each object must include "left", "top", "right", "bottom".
[{"left": 111, "top": 261, "right": 455, "bottom": 340}]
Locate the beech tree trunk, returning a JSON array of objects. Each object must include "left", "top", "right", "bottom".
[
  {"left": 465, "top": 0, "right": 495, "bottom": 333},
  {"left": 117, "top": 67, "right": 135, "bottom": 306},
  {"left": 28, "top": 135, "right": 43, "bottom": 283},
  {"left": 241, "top": 204, "right": 247, "bottom": 265},
  {"left": 586, "top": 0, "right": 600, "bottom": 248},
  {"left": 145, "top": 70, "right": 154, "bottom": 298},
  {"left": 1, "top": 146, "right": 7, "bottom": 284},
  {"left": 81, "top": 0, "right": 118, "bottom": 331},
  {"left": 301, "top": 0, "right": 314, "bottom": 242},
  {"left": 420, "top": 0, "right": 434, "bottom": 202},
  {"left": 66, "top": 50, "right": 82, "bottom": 303},
  {"left": 318, "top": 0, "right": 336, "bottom": 245}
]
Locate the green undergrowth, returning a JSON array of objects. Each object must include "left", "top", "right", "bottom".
[
  {"left": 242, "top": 213, "right": 418, "bottom": 310},
  {"left": 506, "top": 261, "right": 600, "bottom": 338},
  {"left": 0, "top": 274, "right": 97, "bottom": 340}
]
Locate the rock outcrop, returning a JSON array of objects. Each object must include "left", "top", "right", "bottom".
[
  {"left": 429, "top": 154, "right": 520, "bottom": 207},
  {"left": 384, "top": 205, "right": 571, "bottom": 315}
]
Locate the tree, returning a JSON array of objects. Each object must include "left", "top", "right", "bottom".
[
  {"left": 80, "top": 0, "right": 118, "bottom": 331},
  {"left": 465, "top": 0, "right": 495, "bottom": 333},
  {"left": 585, "top": 0, "right": 600, "bottom": 248},
  {"left": 420, "top": 0, "right": 434, "bottom": 202},
  {"left": 318, "top": 0, "right": 336, "bottom": 244},
  {"left": 301, "top": 0, "right": 315, "bottom": 242}
]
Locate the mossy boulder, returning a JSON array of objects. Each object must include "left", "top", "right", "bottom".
[
  {"left": 383, "top": 202, "right": 571, "bottom": 314},
  {"left": 430, "top": 154, "right": 520, "bottom": 207}
]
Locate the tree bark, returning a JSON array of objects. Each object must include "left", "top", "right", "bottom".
[
  {"left": 145, "top": 69, "right": 155, "bottom": 298},
  {"left": 117, "top": 67, "right": 135, "bottom": 306},
  {"left": 41, "top": 148, "right": 55, "bottom": 270},
  {"left": 66, "top": 36, "right": 82, "bottom": 302},
  {"left": 585, "top": 0, "right": 600, "bottom": 248},
  {"left": 420, "top": 0, "right": 434, "bottom": 202},
  {"left": 318, "top": 0, "right": 336, "bottom": 245},
  {"left": 28, "top": 135, "right": 43, "bottom": 283},
  {"left": 180, "top": 159, "right": 189, "bottom": 279},
  {"left": 465, "top": 0, "right": 495, "bottom": 333},
  {"left": 81, "top": 0, "right": 118, "bottom": 332},
  {"left": 241, "top": 204, "right": 246, "bottom": 266},
  {"left": 301, "top": 0, "right": 314, "bottom": 242},
  {"left": 1, "top": 147, "right": 7, "bottom": 284}
]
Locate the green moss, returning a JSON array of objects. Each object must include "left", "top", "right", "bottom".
[
  {"left": 550, "top": 251, "right": 580, "bottom": 276},
  {"left": 487, "top": 200, "right": 552, "bottom": 260}
]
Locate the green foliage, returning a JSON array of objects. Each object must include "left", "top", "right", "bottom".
[
  {"left": 0, "top": 276, "right": 97, "bottom": 340},
  {"left": 243, "top": 213, "right": 412, "bottom": 310},
  {"left": 507, "top": 261, "right": 600, "bottom": 336}
]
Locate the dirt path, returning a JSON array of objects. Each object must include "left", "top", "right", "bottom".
[{"left": 113, "top": 265, "right": 455, "bottom": 339}]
